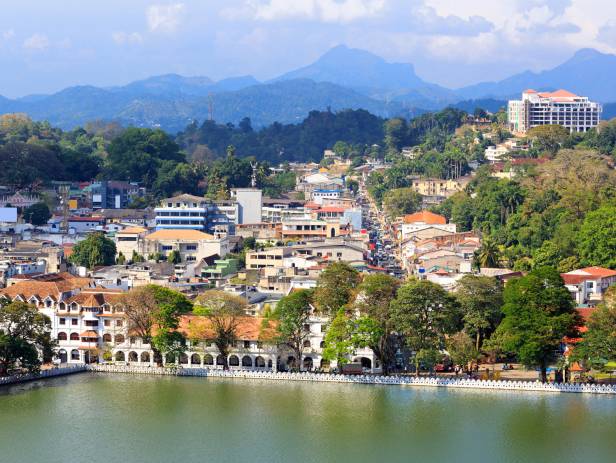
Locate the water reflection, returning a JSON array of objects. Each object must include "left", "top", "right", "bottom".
[{"left": 0, "top": 374, "right": 614, "bottom": 463}]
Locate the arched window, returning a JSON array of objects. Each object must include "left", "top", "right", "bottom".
[
  {"left": 115, "top": 334, "right": 125, "bottom": 344},
  {"left": 267, "top": 359, "right": 273, "bottom": 369},
  {"left": 320, "top": 359, "right": 330, "bottom": 369},
  {"left": 70, "top": 349, "right": 80, "bottom": 360},
  {"left": 70, "top": 332, "right": 79, "bottom": 341},
  {"left": 229, "top": 355, "right": 239, "bottom": 366},
  {"left": 320, "top": 341, "right": 325, "bottom": 348},
  {"left": 58, "top": 349, "right": 67, "bottom": 363},
  {"left": 166, "top": 353, "right": 177, "bottom": 364},
  {"left": 102, "top": 333, "right": 112, "bottom": 343},
  {"left": 140, "top": 352, "right": 150, "bottom": 363},
  {"left": 115, "top": 351, "right": 125, "bottom": 361},
  {"left": 216, "top": 355, "right": 224, "bottom": 366},
  {"left": 204, "top": 354, "right": 214, "bottom": 365},
  {"left": 255, "top": 356, "right": 265, "bottom": 368},
  {"left": 303, "top": 357, "right": 313, "bottom": 370},
  {"left": 190, "top": 354, "right": 201, "bottom": 365},
  {"left": 128, "top": 351, "right": 138, "bottom": 362},
  {"left": 242, "top": 355, "right": 253, "bottom": 367},
  {"left": 303, "top": 340, "right": 311, "bottom": 348},
  {"left": 57, "top": 332, "right": 67, "bottom": 341},
  {"left": 179, "top": 353, "right": 189, "bottom": 365}
]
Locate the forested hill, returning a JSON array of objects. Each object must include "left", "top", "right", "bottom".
[{"left": 176, "top": 109, "right": 387, "bottom": 163}]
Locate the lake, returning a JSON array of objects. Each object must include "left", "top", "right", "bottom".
[{"left": 1, "top": 373, "right": 615, "bottom": 463}]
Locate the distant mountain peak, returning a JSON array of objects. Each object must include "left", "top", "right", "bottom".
[
  {"left": 274, "top": 44, "right": 425, "bottom": 93},
  {"left": 571, "top": 48, "right": 606, "bottom": 61}
]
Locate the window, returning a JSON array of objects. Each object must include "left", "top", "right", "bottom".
[
  {"left": 71, "top": 319, "right": 78, "bottom": 326},
  {"left": 104, "top": 320, "right": 111, "bottom": 327},
  {"left": 116, "top": 320, "right": 123, "bottom": 327},
  {"left": 59, "top": 318, "right": 66, "bottom": 325},
  {"left": 57, "top": 332, "right": 67, "bottom": 341},
  {"left": 71, "top": 349, "right": 80, "bottom": 361},
  {"left": 244, "top": 340, "right": 250, "bottom": 349},
  {"left": 70, "top": 332, "right": 79, "bottom": 341},
  {"left": 186, "top": 245, "right": 197, "bottom": 251}
]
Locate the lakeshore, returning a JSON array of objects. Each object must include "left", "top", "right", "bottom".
[
  {"left": 1, "top": 373, "right": 615, "bottom": 463},
  {"left": 4, "top": 364, "right": 614, "bottom": 395}
]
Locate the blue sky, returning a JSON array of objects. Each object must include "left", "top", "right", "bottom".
[{"left": 1, "top": 0, "right": 615, "bottom": 97}]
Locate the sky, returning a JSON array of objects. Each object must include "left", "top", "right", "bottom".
[{"left": 1, "top": 0, "right": 616, "bottom": 97}]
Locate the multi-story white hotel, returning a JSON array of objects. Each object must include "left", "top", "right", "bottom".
[{"left": 508, "top": 89, "right": 602, "bottom": 134}]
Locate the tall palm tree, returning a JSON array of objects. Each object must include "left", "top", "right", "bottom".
[{"left": 475, "top": 238, "right": 501, "bottom": 269}]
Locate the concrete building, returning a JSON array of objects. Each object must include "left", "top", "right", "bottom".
[
  {"left": 89, "top": 181, "right": 144, "bottom": 210},
  {"left": 398, "top": 211, "right": 457, "bottom": 241},
  {"left": 561, "top": 267, "right": 616, "bottom": 305},
  {"left": 144, "top": 229, "right": 229, "bottom": 264},
  {"left": 154, "top": 194, "right": 209, "bottom": 232},
  {"left": 246, "top": 247, "right": 293, "bottom": 270},
  {"left": 508, "top": 89, "right": 602, "bottom": 134},
  {"left": 232, "top": 189, "right": 263, "bottom": 225}
]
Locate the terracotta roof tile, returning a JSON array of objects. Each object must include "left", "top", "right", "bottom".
[
  {"left": 145, "top": 229, "right": 215, "bottom": 240},
  {"left": 403, "top": 210, "right": 446, "bottom": 225}
]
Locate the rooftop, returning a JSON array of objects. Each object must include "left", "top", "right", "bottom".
[
  {"left": 403, "top": 210, "right": 447, "bottom": 225},
  {"left": 145, "top": 229, "right": 215, "bottom": 241}
]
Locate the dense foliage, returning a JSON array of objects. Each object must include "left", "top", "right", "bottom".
[{"left": 177, "top": 109, "right": 385, "bottom": 164}]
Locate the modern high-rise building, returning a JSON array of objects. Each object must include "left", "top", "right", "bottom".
[{"left": 508, "top": 89, "right": 602, "bottom": 134}]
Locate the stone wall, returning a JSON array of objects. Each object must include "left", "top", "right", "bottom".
[
  {"left": 0, "top": 365, "right": 87, "bottom": 386},
  {"left": 88, "top": 365, "right": 616, "bottom": 395}
]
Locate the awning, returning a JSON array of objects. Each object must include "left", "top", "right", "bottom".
[{"left": 80, "top": 330, "right": 99, "bottom": 337}]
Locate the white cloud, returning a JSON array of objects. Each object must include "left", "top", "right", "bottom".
[
  {"left": 112, "top": 31, "right": 144, "bottom": 45},
  {"left": 227, "top": 0, "right": 387, "bottom": 24},
  {"left": 147, "top": 3, "right": 185, "bottom": 33},
  {"left": 23, "top": 33, "right": 50, "bottom": 50},
  {"left": 3, "top": 29, "right": 15, "bottom": 40}
]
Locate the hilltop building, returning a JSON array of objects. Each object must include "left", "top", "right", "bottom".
[{"left": 508, "top": 89, "right": 601, "bottom": 134}]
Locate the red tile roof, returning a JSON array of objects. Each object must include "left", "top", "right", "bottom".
[
  {"left": 579, "top": 267, "right": 616, "bottom": 278},
  {"left": 403, "top": 210, "right": 446, "bottom": 225}
]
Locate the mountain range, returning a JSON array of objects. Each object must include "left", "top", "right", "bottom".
[{"left": 1, "top": 45, "right": 615, "bottom": 132}]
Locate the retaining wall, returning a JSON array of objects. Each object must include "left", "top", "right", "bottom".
[
  {"left": 88, "top": 365, "right": 616, "bottom": 395},
  {"left": 0, "top": 365, "right": 87, "bottom": 386}
]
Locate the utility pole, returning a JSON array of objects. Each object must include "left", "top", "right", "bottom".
[{"left": 59, "top": 184, "right": 70, "bottom": 234}]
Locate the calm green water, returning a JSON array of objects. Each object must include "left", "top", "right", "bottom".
[{"left": 1, "top": 374, "right": 615, "bottom": 463}]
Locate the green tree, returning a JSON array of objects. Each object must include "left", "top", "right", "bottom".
[
  {"left": 313, "top": 262, "right": 360, "bottom": 314},
  {"left": 446, "top": 331, "right": 480, "bottom": 372},
  {"left": 22, "top": 202, "right": 51, "bottom": 226},
  {"left": 167, "top": 250, "right": 181, "bottom": 264},
  {"left": 69, "top": 232, "right": 116, "bottom": 269},
  {"left": 391, "top": 279, "right": 459, "bottom": 376},
  {"left": 0, "top": 301, "right": 54, "bottom": 376},
  {"left": 573, "top": 287, "right": 616, "bottom": 368},
  {"left": 488, "top": 267, "right": 578, "bottom": 382},
  {"left": 120, "top": 286, "right": 192, "bottom": 365},
  {"left": 274, "top": 289, "right": 313, "bottom": 371},
  {"left": 474, "top": 238, "right": 501, "bottom": 269},
  {"left": 352, "top": 274, "right": 399, "bottom": 375},
  {"left": 116, "top": 252, "right": 126, "bottom": 265},
  {"left": 577, "top": 205, "right": 616, "bottom": 268},
  {"left": 382, "top": 188, "right": 423, "bottom": 218},
  {"left": 527, "top": 124, "right": 570, "bottom": 155},
  {"left": 454, "top": 275, "right": 503, "bottom": 350},
  {"left": 322, "top": 309, "right": 354, "bottom": 368},
  {"left": 194, "top": 290, "right": 247, "bottom": 370},
  {"left": 105, "top": 128, "right": 184, "bottom": 187}
]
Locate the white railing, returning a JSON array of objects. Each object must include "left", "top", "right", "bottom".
[
  {"left": 0, "top": 365, "right": 87, "bottom": 386},
  {"left": 87, "top": 365, "right": 616, "bottom": 395}
]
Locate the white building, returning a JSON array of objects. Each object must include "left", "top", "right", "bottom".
[{"left": 508, "top": 89, "right": 602, "bottom": 134}]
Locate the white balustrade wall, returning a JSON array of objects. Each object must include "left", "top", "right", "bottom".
[{"left": 88, "top": 365, "right": 616, "bottom": 395}]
